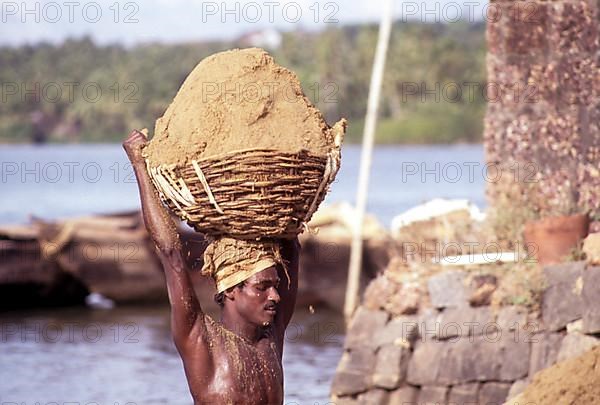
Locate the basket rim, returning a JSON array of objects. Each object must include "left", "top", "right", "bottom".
[{"left": 143, "top": 146, "right": 333, "bottom": 169}]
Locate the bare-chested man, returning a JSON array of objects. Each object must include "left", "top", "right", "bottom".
[{"left": 123, "top": 129, "right": 299, "bottom": 405}]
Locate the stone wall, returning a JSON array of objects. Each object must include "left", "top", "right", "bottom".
[
  {"left": 484, "top": 0, "right": 600, "bottom": 228},
  {"left": 331, "top": 262, "right": 600, "bottom": 404}
]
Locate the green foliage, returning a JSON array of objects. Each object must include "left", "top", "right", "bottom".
[
  {"left": 347, "top": 102, "right": 484, "bottom": 144},
  {"left": 0, "top": 21, "right": 487, "bottom": 144}
]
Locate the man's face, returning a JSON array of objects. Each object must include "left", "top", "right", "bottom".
[{"left": 230, "top": 266, "right": 281, "bottom": 327}]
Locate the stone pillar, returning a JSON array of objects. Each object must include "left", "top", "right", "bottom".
[{"left": 484, "top": 0, "right": 600, "bottom": 237}]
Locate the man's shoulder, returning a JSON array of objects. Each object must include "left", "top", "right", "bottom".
[
  {"left": 201, "top": 314, "right": 224, "bottom": 338},
  {"left": 202, "top": 315, "right": 247, "bottom": 344}
]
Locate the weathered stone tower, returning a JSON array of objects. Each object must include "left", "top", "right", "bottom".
[{"left": 485, "top": 0, "right": 600, "bottom": 235}]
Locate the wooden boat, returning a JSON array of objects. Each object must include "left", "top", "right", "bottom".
[{"left": 0, "top": 206, "right": 390, "bottom": 312}]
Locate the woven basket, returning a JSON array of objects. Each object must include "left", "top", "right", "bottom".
[{"left": 144, "top": 146, "right": 341, "bottom": 239}]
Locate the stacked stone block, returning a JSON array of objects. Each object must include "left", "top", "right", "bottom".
[{"left": 331, "top": 264, "right": 600, "bottom": 404}]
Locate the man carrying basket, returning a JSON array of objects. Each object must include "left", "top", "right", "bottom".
[
  {"left": 123, "top": 48, "right": 345, "bottom": 404},
  {"left": 124, "top": 128, "right": 298, "bottom": 404}
]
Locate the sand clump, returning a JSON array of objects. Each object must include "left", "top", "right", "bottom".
[
  {"left": 144, "top": 48, "right": 344, "bottom": 167},
  {"left": 506, "top": 346, "right": 600, "bottom": 405}
]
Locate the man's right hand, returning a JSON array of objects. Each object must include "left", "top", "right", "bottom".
[{"left": 123, "top": 129, "right": 148, "bottom": 163}]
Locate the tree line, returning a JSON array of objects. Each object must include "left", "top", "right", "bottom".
[{"left": 0, "top": 21, "right": 486, "bottom": 144}]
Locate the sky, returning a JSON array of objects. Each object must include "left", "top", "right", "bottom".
[{"left": 0, "top": 0, "right": 489, "bottom": 46}]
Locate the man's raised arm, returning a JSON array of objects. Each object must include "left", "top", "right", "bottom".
[{"left": 123, "top": 130, "right": 204, "bottom": 347}]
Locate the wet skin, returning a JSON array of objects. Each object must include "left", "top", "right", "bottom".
[{"left": 123, "top": 130, "right": 299, "bottom": 405}]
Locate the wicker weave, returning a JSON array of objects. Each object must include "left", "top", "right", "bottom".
[{"left": 144, "top": 147, "right": 340, "bottom": 239}]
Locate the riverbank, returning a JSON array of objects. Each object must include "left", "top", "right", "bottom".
[
  {"left": 0, "top": 22, "right": 486, "bottom": 145},
  {"left": 0, "top": 135, "right": 484, "bottom": 146}
]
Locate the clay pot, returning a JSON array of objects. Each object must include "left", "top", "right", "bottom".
[{"left": 523, "top": 214, "right": 590, "bottom": 266}]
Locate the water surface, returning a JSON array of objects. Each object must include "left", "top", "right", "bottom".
[
  {"left": 0, "top": 144, "right": 487, "bottom": 226},
  {"left": 0, "top": 306, "right": 345, "bottom": 404}
]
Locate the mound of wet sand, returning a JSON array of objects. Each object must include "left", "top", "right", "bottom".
[
  {"left": 144, "top": 48, "right": 343, "bottom": 166},
  {"left": 506, "top": 346, "right": 600, "bottom": 405}
]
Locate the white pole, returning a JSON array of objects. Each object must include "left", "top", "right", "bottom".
[{"left": 344, "top": 0, "right": 394, "bottom": 324}]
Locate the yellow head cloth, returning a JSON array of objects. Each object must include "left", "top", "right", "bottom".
[{"left": 201, "top": 237, "right": 287, "bottom": 293}]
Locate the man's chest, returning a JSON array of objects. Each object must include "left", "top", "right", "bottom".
[
  {"left": 189, "top": 336, "right": 284, "bottom": 404},
  {"left": 218, "top": 339, "right": 283, "bottom": 391}
]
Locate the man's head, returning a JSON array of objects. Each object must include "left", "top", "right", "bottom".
[
  {"left": 202, "top": 237, "right": 283, "bottom": 291},
  {"left": 203, "top": 237, "right": 288, "bottom": 328},
  {"left": 215, "top": 265, "right": 281, "bottom": 327}
]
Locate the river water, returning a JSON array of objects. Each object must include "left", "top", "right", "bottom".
[
  {"left": 0, "top": 144, "right": 486, "bottom": 226},
  {"left": 0, "top": 306, "right": 345, "bottom": 404},
  {"left": 0, "top": 143, "right": 486, "bottom": 403}
]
